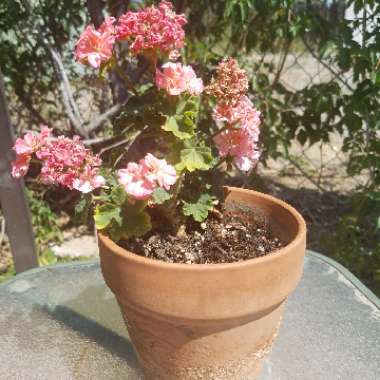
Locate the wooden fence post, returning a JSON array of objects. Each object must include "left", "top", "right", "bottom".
[{"left": 0, "top": 68, "right": 38, "bottom": 272}]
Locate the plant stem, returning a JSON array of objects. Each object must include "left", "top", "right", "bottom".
[
  {"left": 156, "top": 174, "right": 185, "bottom": 234},
  {"left": 113, "top": 58, "right": 139, "bottom": 97},
  {"left": 210, "top": 125, "right": 229, "bottom": 138}
]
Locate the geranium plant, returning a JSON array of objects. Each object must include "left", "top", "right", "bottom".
[{"left": 11, "top": 1, "right": 261, "bottom": 244}]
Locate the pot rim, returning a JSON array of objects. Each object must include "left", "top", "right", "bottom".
[{"left": 98, "top": 187, "right": 306, "bottom": 271}]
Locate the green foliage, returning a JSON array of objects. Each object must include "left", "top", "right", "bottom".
[
  {"left": 163, "top": 115, "right": 195, "bottom": 139},
  {"left": 74, "top": 194, "right": 92, "bottom": 223},
  {"left": 152, "top": 188, "right": 173, "bottom": 204},
  {"left": 93, "top": 181, "right": 152, "bottom": 241},
  {"left": 27, "top": 189, "right": 63, "bottom": 254},
  {"left": 94, "top": 204, "right": 122, "bottom": 230},
  {"left": 0, "top": 0, "right": 86, "bottom": 125},
  {"left": 182, "top": 193, "right": 215, "bottom": 222},
  {"left": 175, "top": 139, "right": 214, "bottom": 172},
  {"left": 322, "top": 192, "right": 380, "bottom": 296},
  {"left": 178, "top": 0, "right": 379, "bottom": 292},
  {"left": 122, "top": 208, "right": 152, "bottom": 238},
  {"left": 162, "top": 96, "right": 200, "bottom": 140},
  {"left": 2, "top": 0, "right": 378, "bottom": 292},
  {"left": 0, "top": 264, "right": 15, "bottom": 284}
]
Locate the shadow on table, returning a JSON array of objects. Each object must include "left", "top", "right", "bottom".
[{"left": 39, "top": 284, "right": 140, "bottom": 371}]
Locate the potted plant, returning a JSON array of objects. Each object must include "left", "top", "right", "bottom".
[{"left": 11, "top": 2, "right": 306, "bottom": 379}]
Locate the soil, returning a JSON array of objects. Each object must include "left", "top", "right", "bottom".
[{"left": 121, "top": 209, "right": 283, "bottom": 264}]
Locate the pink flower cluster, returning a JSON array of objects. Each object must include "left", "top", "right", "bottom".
[
  {"left": 12, "top": 127, "right": 51, "bottom": 178},
  {"left": 74, "top": 17, "right": 116, "bottom": 68},
  {"left": 12, "top": 130, "right": 105, "bottom": 194},
  {"left": 118, "top": 153, "right": 177, "bottom": 200},
  {"left": 117, "top": 1, "right": 186, "bottom": 55},
  {"left": 214, "top": 128, "right": 261, "bottom": 172},
  {"left": 211, "top": 66, "right": 261, "bottom": 172},
  {"left": 75, "top": 2, "right": 186, "bottom": 68},
  {"left": 155, "top": 62, "right": 204, "bottom": 96},
  {"left": 36, "top": 136, "right": 105, "bottom": 193}
]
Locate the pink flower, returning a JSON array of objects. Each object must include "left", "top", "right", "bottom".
[
  {"left": 143, "top": 153, "right": 177, "bottom": 190},
  {"left": 214, "top": 128, "right": 261, "bottom": 172},
  {"left": 118, "top": 162, "right": 155, "bottom": 200},
  {"left": 212, "top": 96, "right": 261, "bottom": 171},
  {"left": 36, "top": 136, "right": 104, "bottom": 193},
  {"left": 74, "top": 17, "right": 116, "bottom": 68},
  {"left": 11, "top": 126, "right": 52, "bottom": 179},
  {"left": 73, "top": 175, "right": 106, "bottom": 194},
  {"left": 118, "top": 153, "right": 177, "bottom": 200},
  {"left": 11, "top": 154, "right": 31, "bottom": 178},
  {"left": 13, "top": 126, "right": 51, "bottom": 155},
  {"left": 213, "top": 96, "right": 261, "bottom": 138},
  {"left": 156, "top": 62, "right": 187, "bottom": 95},
  {"left": 187, "top": 77, "right": 204, "bottom": 96},
  {"left": 155, "top": 62, "right": 203, "bottom": 96},
  {"left": 11, "top": 129, "right": 105, "bottom": 193},
  {"left": 117, "top": 1, "right": 187, "bottom": 56}
]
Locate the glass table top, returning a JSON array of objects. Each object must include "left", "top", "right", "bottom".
[{"left": 0, "top": 251, "right": 379, "bottom": 380}]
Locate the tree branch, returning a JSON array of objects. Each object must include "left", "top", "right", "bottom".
[
  {"left": 21, "top": 0, "right": 87, "bottom": 136},
  {"left": 86, "top": 102, "right": 125, "bottom": 134},
  {"left": 87, "top": 0, "right": 105, "bottom": 28},
  {"left": 271, "top": 39, "right": 291, "bottom": 88}
]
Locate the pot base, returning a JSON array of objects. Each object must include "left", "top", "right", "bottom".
[
  {"left": 141, "top": 325, "right": 279, "bottom": 380},
  {"left": 118, "top": 300, "right": 283, "bottom": 380}
]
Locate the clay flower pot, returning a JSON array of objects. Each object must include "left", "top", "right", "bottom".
[{"left": 99, "top": 187, "right": 306, "bottom": 380}]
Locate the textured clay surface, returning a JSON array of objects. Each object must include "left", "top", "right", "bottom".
[{"left": 99, "top": 188, "right": 307, "bottom": 379}]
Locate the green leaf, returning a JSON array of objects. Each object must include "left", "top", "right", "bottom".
[
  {"left": 75, "top": 195, "right": 90, "bottom": 215},
  {"left": 162, "top": 115, "right": 195, "bottom": 139},
  {"left": 177, "top": 145, "right": 214, "bottom": 172},
  {"left": 152, "top": 188, "right": 173, "bottom": 205},
  {"left": 182, "top": 193, "right": 215, "bottom": 222},
  {"left": 123, "top": 210, "right": 152, "bottom": 238},
  {"left": 74, "top": 195, "right": 92, "bottom": 223},
  {"left": 110, "top": 185, "right": 127, "bottom": 206},
  {"left": 94, "top": 204, "right": 122, "bottom": 230},
  {"left": 39, "top": 248, "right": 57, "bottom": 266}
]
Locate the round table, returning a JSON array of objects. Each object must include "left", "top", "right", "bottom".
[{"left": 0, "top": 251, "right": 379, "bottom": 379}]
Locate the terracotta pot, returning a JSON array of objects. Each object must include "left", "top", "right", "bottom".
[{"left": 99, "top": 187, "right": 306, "bottom": 380}]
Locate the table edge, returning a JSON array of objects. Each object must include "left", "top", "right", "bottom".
[
  {"left": 307, "top": 250, "right": 380, "bottom": 308},
  {"left": 1, "top": 251, "right": 379, "bottom": 309}
]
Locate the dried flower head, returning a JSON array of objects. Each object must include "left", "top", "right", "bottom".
[{"left": 206, "top": 58, "right": 249, "bottom": 105}]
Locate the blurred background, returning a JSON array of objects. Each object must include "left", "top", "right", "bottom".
[{"left": 0, "top": 0, "right": 379, "bottom": 295}]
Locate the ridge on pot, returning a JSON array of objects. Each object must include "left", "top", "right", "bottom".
[{"left": 99, "top": 188, "right": 306, "bottom": 380}]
